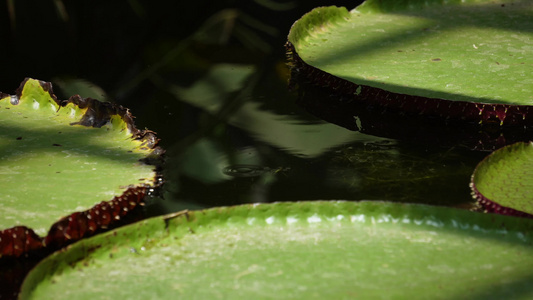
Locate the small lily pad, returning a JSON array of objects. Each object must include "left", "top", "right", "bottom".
[
  {"left": 20, "top": 201, "right": 533, "bottom": 299},
  {"left": 0, "top": 78, "right": 162, "bottom": 257},
  {"left": 471, "top": 141, "right": 533, "bottom": 217}
]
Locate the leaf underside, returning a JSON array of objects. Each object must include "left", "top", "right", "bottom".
[{"left": 471, "top": 141, "right": 533, "bottom": 217}]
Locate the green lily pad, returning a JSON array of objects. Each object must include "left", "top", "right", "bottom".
[
  {"left": 287, "top": 0, "right": 533, "bottom": 124},
  {"left": 471, "top": 141, "right": 533, "bottom": 217},
  {"left": 20, "top": 201, "right": 533, "bottom": 299},
  {"left": 0, "top": 78, "right": 161, "bottom": 257}
]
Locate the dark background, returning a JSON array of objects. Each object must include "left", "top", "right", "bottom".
[
  {"left": 1, "top": 0, "right": 364, "bottom": 151},
  {"left": 0, "top": 0, "right": 477, "bottom": 213},
  {"left": 1, "top": 0, "right": 359, "bottom": 103}
]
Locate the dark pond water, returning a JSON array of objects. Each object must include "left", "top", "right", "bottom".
[
  {"left": 1, "top": 0, "right": 488, "bottom": 216},
  {"left": 0, "top": 1, "right": 499, "bottom": 297}
]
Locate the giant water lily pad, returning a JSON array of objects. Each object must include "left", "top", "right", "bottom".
[
  {"left": 0, "top": 78, "right": 162, "bottom": 257},
  {"left": 287, "top": 0, "right": 533, "bottom": 125},
  {"left": 20, "top": 201, "right": 533, "bottom": 299},
  {"left": 471, "top": 141, "right": 533, "bottom": 217}
]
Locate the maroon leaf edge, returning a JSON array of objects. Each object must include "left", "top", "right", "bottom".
[
  {"left": 286, "top": 42, "right": 533, "bottom": 127},
  {"left": 469, "top": 142, "right": 533, "bottom": 219}
]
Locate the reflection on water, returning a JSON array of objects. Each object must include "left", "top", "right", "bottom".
[
  {"left": 142, "top": 56, "right": 486, "bottom": 215},
  {"left": 222, "top": 165, "right": 290, "bottom": 178},
  {"left": 120, "top": 6, "right": 488, "bottom": 216},
  {"left": 4, "top": 0, "right": 486, "bottom": 217}
]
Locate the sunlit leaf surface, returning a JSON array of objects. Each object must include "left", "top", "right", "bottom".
[
  {"left": 21, "top": 201, "right": 533, "bottom": 299},
  {"left": 0, "top": 79, "right": 158, "bottom": 236},
  {"left": 289, "top": 0, "right": 533, "bottom": 105}
]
